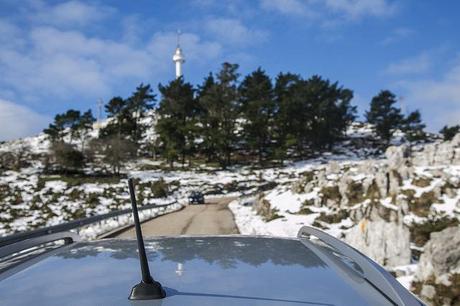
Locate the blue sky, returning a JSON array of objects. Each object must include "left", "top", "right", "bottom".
[{"left": 1, "top": 0, "right": 460, "bottom": 140}]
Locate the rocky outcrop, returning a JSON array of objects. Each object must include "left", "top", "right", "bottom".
[
  {"left": 254, "top": 197, "right": 281, "bottom": 221},
  {"left": 345, "top": 216, "right": 411, "bottom": 266},
  {"left": 413, "top": 134, "right": 460, "bottom": 166},
  {"left": 269, "top": 139, "right": 459, "bottom": 271},
  {"left": 412, "top": 226, "right": 460, "bottom": 306}
]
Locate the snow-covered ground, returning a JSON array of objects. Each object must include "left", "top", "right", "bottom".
[{"left": 1, "top": 122, "right": 459, "bottom": 302}]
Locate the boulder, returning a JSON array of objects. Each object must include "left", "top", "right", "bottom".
[
  {"left": 415, "top": 226, "right": 460, "bottom": 280},
  {"left": 345, "top": 215, "right": 411, "bottom": 267},
  {"left": 412, "top": 226, "right": 460, "bottom": 306},
  {"left": 413, "top": 134, "right": 460, "bottom": 166},
  {"left": 386, "top": 145, "right": 410, "bottom": 170}
]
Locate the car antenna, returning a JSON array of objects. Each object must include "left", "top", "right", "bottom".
[{"left": 127, "top": 178, "right": 166, "bottom": 300}]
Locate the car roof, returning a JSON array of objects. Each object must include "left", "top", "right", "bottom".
[{"left": 0, "top": 236, "right": 394, "bottom": 306}]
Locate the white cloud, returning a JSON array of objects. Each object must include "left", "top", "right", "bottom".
[
  {"left": 0, "top": 24, "right": 222, "bottom": 105},
  {"left": 0, "top": 1, "right": 233, "bottom": 106},
  {"left": 397, "top": 58, "right": 460, "bottom": 130},
  {"left": 260, "top": 0, "right": 397, "bottom": 20},
  {"left": 0, "top": 19, "right": 25, "bottom": 48},
  {"left": 205, "top": 18, "right": 269, "bottom": 46},
  {"left": 147, "top": 31, "right": 222, "bottom": 75},
  {"left": 323, "top": 0, "right": 397, "bottom": 20},
  {"left": 380, "top": 27, "right": 415, "bottom": 45},
  {"left": 260, "top": 0, "right": 316, "bottom": 17},
  {"left": 0, "top": 1, "right": 263, "bottom": 139},
  {"left": 191, "top": 0, "right": 256, "bottom": 17},
  {"left": 385, "top": 53, "right": 432, "bottom": 75},
  {"left": 31, "top": 0, "right": 115, "bottom": 27},
  {"left": 0, "top": 99, "right": 50, "bottom": 141}
]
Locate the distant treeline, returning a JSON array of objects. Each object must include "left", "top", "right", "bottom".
[{"left": 44, "top": 62, "right": 449, "bottom": 173}]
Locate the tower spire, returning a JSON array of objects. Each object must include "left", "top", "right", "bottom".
[{"left": 176, "top": 29, "right": 181, "bottom": 48}]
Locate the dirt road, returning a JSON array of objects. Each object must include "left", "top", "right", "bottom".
[{"left": 115, "top": 197, "right": 239, "bottom": 238}]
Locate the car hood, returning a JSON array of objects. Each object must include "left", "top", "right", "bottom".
[{"left": 0, "top": 236, "right": 393, "bottom": 306}]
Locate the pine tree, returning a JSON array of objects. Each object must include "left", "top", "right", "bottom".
[
  {"left": 74, "top": 110, "right": 95, "bottom": 151},
  {"left": 273, "top": 73, "right": 302, "bottom": 162},
  {"left": 100, "top": 84, "right": 155, "bottom": 146},
  {"left": 366, "top": 90, "right": 404, "bottom": 145},
  {"left": 50, "top": 142, "right": 85, "bottom": 174},
  {"left": 239, "top": 68, "right": 275, "bottom": 164},
  {"left": 102, "top": 137, "right": 136, "bottom": 175},
  {"left": 126, "top": 83, "right": 156, "bottom": 143},
  {"left": 284, "top": 78, "right": 314, "bottom": 155},
  {"left": 105, "top": 97, "right": 126, "bottom": 118},
  {"left": 99, "top": 97, "right": 129, "bottom": 139},
  {"left": 43, "top": 109, "right": 81, "bottom": 142},
  {"left": 307, "top": 76, "right": 355, "bottom": 149},
  {"left": 156, "top": 77, "right": 197, "bottom": 167},
  {"left": 440, "top": 124, "right": 460, "bottom": 141},
  {"left": 198, "top": 63, "right": 241, "bottom": 168},
  {"left": 196, "top": 73, "right": 217, "bottom": 161},
  {"left": 403, "top": 110, "right": 426, "bottom": 142}
]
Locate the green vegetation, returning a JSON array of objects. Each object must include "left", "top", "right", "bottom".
[
  {"left": 320, "top": 186, "right": 342, "bottom": 205},
  {"left": 255, "top": 198, "right": 283, "bottom": 222},
  {"left": 41, "top": 63, "right": 429, "bottom": 173},
  {"left": 151, "top": 178, "right": 169, "bottom": 198},
  {"left": 346, "top": 181, "right": 365, "bottom": 205},
  {"left": 37, "top": 174, "right": 121, "bottom": 188},
  {"left": 412, "top": 177, "right": 432, "bottom": 188},
  {"left": 439, "top": 124, "right": 460, "bottom": 141},
  {"left": 413, "top": 273, "right": 460, "bottom": 306},
  {"left": 315, "top": 209, "right": 349, "bottom": 224},
  {"left": 411, "top": 217, "right": 459, "bottom": 247},
  {"left": 366, "top": 90, "right": 426, "bottom": 145},
  {"left": 404, "top": 190, "right": 439, "bottom": 217}
]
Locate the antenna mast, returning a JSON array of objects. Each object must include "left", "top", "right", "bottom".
[
  {"left": 97, "top": 99, "right": 103, "bottom": 126},
  {"left": 399, "top": 96, "right": 407, "bottom": 115},
  {"left": 127, "top": 178, "right": 166, "bottom": 300},
  {"left": 177, "top": 29, "right": 181, "bottom": 47}
]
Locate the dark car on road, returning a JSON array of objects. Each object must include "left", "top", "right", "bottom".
[{"left": 188, "top": 191, "right": 205, "bottom": 204}]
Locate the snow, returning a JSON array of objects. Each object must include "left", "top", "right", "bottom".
[
  {"left": 1, "top": 120, "right": 459, "bottom": 304},
  {"left": 229, "top": 199, "right": 317, "bottom": 237},
  {"left": 44, "top": 180, "right": 67, "bottom": 192},
  {"left": 432, "top": 193, "right": 460, "bottom": 215},
  {"left": 381, "top": 197, "right": 399, "bottom": 211},
  {"left": 394, "top": 264, "right": 418, "bottom": 289}
]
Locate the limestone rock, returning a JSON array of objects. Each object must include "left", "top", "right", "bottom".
[
  {"left": 413, "top": 226, "right": 460, "bottom": 306},
  {"left": 345, "top": 216, "right": 411, "bottom": 267},
  {"left": 413, "top": 134, "right": 460, "bottom": 166},
  {"left": 386, "top": 145, "right": 410, "bottom": 170},
  {"left": 415, "top": 226, "right": 460, "bottom": 281}
]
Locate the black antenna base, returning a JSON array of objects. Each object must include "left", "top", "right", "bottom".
[{"left": 129, "top": 280, "right": 166, "bottom": 300}]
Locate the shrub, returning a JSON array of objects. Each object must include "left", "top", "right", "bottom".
[
  {"left": 320, "top": 186, "right": 341, "bottom": 205},
  {"left": 50, "top": 142, "right": 85, "bottom": 173},
  {"left": 410, "top": 217, "right": 459, "bottom": 247},
  {"left": 412, "top": 177, "right": 432, "bottom": 188},
  {"left": 151, "top": 178, "right": 169, "bottom": 198},
  {"left": 440, "top": 125, "right": 460, "bottom": 141}
]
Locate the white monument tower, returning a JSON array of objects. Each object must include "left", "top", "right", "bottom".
[{"left": 172, "top": 30, "right": 185, "bottom": 79}]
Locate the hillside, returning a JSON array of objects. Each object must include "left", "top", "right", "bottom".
[
  {"left": 230, "top": 134, "right": 460, "bottom": 305},
  {"left": 0, "top": 121, "right": 459, "bottom": 305}
]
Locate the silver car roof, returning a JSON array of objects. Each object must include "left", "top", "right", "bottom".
[{"left": 0, "top": 236, "right": 396, "bottom": 306}]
